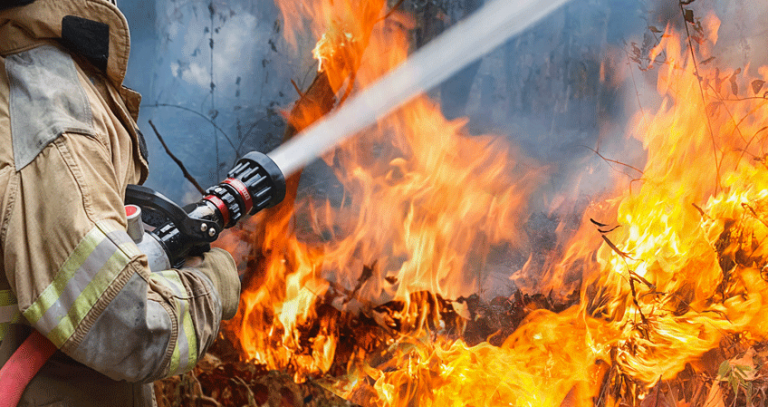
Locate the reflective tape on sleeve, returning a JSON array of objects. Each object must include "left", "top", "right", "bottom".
[
  {"left": 0, "top": 290, "right": 21, "bottom": 342},
  {"left": 22, "top": 220, "right": 141, "bottom": 348},
  {"left": 150, "top": 270, "right": 199, "bottom": 376}
]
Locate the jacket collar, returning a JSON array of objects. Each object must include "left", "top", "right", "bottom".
[{"left": 0, "top": 0, "right": 131, "bottom": 88}]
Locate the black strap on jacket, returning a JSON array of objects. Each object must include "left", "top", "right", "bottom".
[
  {"left": 0, "top": 0, "right": 36, "bottom": 12},
  {"left": 61, "top": 15, "right": 110, "bottom": 73}
]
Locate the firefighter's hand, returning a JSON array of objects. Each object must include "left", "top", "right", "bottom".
[{"left": 183, "top": 248, "right": 241, "bottom": 320}]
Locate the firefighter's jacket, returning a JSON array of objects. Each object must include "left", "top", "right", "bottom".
[{"left": 0, "top": 1, "right": 241, "bottom": 405}]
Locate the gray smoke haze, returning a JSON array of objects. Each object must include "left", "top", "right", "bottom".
[
  {"left": 120, "top": 0, "right": 766, "bottom": 299},
  {"left": 122, "top": 0, "right": 300, "bottom": 201},
  {"left": 120, "top": 0, "right": 650, "bottom": 203}
]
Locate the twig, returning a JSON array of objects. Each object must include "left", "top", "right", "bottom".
[
  {"left": 626, "top": 51, "right": 648, "bottom": 128},
  {"left": 141, "top": 103, "right": 239, "bottom": 155},
  {"left": 235, "top": 115, "right": 271, "bottom": 153},
  {"left": 742, "top": 203, "right": 768, "bottom": 230},
  {"left": 736, "top": 122, "right": 767, "bottom": 171},
  {"left": 692, "top": 203, "right": 711, "bottom": 220},
  {"left": 602, "top": 235, "right": 635, "bottom": 260},
  {"left": 379, "top": 0, "right": 406, "bottom": 23},
  {"left": 195, "top": 395, "right": 222, "bottom": 407},
  {"left": 345, "top": 261, "right": 378, "bottom": 305},
  {"left": 703, "top": 84, "right": 754, "bottom": 172},
  {"left": 678, "top": 1, "right": 722, "bottom": 194},
  {"left": 705, "top": 91, "right": 768, "bottom": 157},
  {"left": 148, "top": 120, "right": 206, "bottom": 195},
  {"left": 705, "top": 95, "right": 768, "bottom": 103},
  {"left": 230, "top": 376, "right": 257, "bottom": 406},
  {"left": 581, "top": 145, "right": 644, "bottom": 175},
  {"left": 290, "top": 79, "right": 305, "bottom": 98},
  {"left": 337, "top": 71, "right": 357, "bottom": 106},
  {"left": 209, "top": 0, "right": 219, "bottom": 180}
]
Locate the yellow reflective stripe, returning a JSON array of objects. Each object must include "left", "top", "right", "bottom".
[
  {"left": 0, "top": 290, "right": 22, "bottom": 342},
  {"left": 0, "top": 289, "right": 17, "bottom": 306},
  {"left": 46, "top": 248, "right": 132, "bottom": 347},
  {"left": 23, "top": 220, "right": 141, "bottom": 348},
  {"left": 153, "top": 271, "right": 185, "bottom": 297},
  {"left": 151, "top": 271, "right": 199, "bottom": 375},
  {"left": 150, "top": 272, "right": 183, "bottom": 374},
  {"left": 23, "top": 226, "right": 106, "bottom": 325},
  {"left": 180, "top": 297, "right": 198, "bottom": 373},
  {"left": 169, "top": 335, "right": 182, "bottom": 375},
  {"left": 0, "top": 311, "right": 23, "bottom": 342}
]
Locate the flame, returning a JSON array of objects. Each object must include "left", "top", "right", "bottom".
[
  {"left": 223, "top": 0, "right": 541, "bottom": 384},
  {"left": 217, "top": 2, "right": 768, "bottom": 405}
]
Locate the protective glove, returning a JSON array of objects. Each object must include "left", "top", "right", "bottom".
[{"left": 184, "top": 247, "right": 241, "bottom": 319}]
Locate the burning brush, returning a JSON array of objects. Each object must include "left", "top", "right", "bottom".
[{"left": 157, "top": 0, "right": 768, "bottom": 406}]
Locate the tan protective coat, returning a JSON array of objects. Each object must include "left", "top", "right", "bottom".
[{"left": 0, "top": 1, "right": 241, "bottom": 405}]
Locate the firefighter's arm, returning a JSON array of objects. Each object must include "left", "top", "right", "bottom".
[{"left": 2, "top": 132, "right": 240, "bottom": 383}]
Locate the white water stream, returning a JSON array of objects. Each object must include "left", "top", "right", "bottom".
[{"left": 267, "top": 0, "right": 571, "bottom": 177}]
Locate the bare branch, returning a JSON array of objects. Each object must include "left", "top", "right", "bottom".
[
  {"left": 141, "top": 103, "right": 239, "bottom": 155},
  {"left": 581, "top": 145, "right": 644, "bottom": 175},
  {"left": 148, "top": 120, "right": 206, "bottom": 195}
]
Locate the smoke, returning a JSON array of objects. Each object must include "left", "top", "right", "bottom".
[
  {"left": 120, "top": 0, "right": 768, "bottom": 197},
  {"left": 121, "top": 0, "right": 302, "bottom": 202},
  {"left": 433, "top": 0, "right": 768, "bottom": 211},
  {"left": 120, "top": 0, "right": 768, "bottom": 299}
]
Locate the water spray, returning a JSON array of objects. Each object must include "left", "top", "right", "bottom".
[
  {"left": 124, "top": 0, "right": 570, "bottom": 271},
  {"left": 268, "top": 0, "right": 571, "bottom": 177}
]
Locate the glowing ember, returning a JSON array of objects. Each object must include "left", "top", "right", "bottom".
[{"left": 215, "top": 1, "right": 768, "bottom": 405}]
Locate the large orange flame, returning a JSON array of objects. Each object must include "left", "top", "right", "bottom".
[
  {"left": 218, "top": 1, "right": 768, "bottom": 405},
  {"left": 223, "top": 0, "right": 542, "bottom": 384}
]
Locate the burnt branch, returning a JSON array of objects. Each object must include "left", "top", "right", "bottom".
[
  {"left": 677, "top": 1, "right": 722, "bottom": 193},
  {"left": 148, "top": 120, "right": 205, "bottom": 195},
  {"left": 142, "top": 103, "right": 238, "bottom": 155}
]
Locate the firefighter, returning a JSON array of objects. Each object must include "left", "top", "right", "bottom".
[{"left": 0, "top": 0, "right": 241, "bottom": 405}]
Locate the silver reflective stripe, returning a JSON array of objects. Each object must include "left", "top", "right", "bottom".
[
  {"left": 36, "top": 237, "right": 119, "bottom": 336},
  {"left": 106, "top": 230, "right": 135, "bottom": 246},
  {"left": 23, "top": 220, "right": 141, "bottom": 347}
]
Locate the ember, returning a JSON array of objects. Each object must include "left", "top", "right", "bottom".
[{"left": 158, "top": 0, "right": 768, "bottom": 406}]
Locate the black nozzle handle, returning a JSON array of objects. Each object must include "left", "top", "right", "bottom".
[{"left": 125, "top": 184, "right": 219, "bottom": 242}]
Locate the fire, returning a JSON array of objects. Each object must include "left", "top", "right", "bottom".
[
  {"left": 216, "top": 0, "right": 768, "bottom": 405},
  {"left": 226, "top": 0, "right": 541, "bottom": 382}
]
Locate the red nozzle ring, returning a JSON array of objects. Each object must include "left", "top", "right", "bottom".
[
  {"left": 222, "top": 178, "right": 253, "bottom": 214},
  {"left": 204, "top": 195, "right": 230, "bottom": 226}
]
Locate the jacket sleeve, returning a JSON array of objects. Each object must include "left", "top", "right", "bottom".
[{"left": 1, "top": 132, "right": 240, "bottom": 383}]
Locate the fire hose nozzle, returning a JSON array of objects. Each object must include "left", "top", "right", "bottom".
[
  {"left": 230, "top": 151, "right": 286, "bottom": 215},
  {"left": 125, "top": 150, "right": 287, "bottom": 270},
  {"left": 199, "top": 151, "right": 286, "bottom": 228}
]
